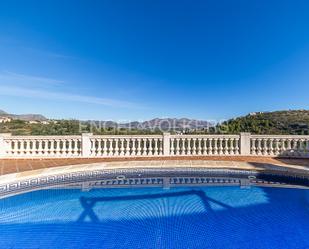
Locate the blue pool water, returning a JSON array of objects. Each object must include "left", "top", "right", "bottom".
[{"left": 0, "top": 186, "right": 309, "bottom": 249}]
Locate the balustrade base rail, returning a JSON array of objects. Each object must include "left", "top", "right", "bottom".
[{"left": 1, "top": 133, "right": 309, "bottom": 159}]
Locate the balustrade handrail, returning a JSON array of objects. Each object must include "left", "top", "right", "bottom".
[
  {"left": 3, "top": 135, "right": 81, "bottom": 140},
  {"left": 170, "top": 134, "right": 240, "bottom": 138},
  {"left": 1, "top": 133, "right": 309, "bottom": 159},
  {"left": 91, "top": 135, "right": 163, "bottom": 139},
  {"left": 251, "top": 135, "right": 309, "bottom": 139}
]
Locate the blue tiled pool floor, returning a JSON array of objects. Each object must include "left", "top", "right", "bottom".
[{"left": 0, "top": 186, "right": 309, "bottom": 249}]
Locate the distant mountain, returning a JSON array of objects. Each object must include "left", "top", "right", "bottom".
[
  {"left": 0, "top": 109, "right": 212, "bottom": 130},
  {"left": 0, "top": 109, "right": 8, "bottom": 115},
  {"left": 123, "top": 118, "right": 212, "bottom": 130},
  {"left": 0, "top": 109, "right": 47, "bottom": 121},
  {"left": 85, "top": 118, "right": 213, "bottom": 131},
  {"left": 220, "top": 110, "right": 309, "bottom": 135},
  {"left": 4, "top": 108, "right": 309, "bottom": 135}
]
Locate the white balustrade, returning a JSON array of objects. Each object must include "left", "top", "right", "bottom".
[
  {"left": 169, "top": 135, "right": 240, "bottom": 156},
  {"left": 1, "top": 135, "right": 81, "bottom": 158},
  {"left": 250, "top": 135, "right": 309, "bottom": 157},
  {"left": 90, "top": 135, "right": 163, "bottom": 157},
  {"left": 1, "top": 133, "right": 309, "bottom": 158}
]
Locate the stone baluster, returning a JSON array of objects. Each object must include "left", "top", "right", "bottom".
[
  {"left": 300, "top": 139, "right": 305, "bottom": 156},
  {"left": 183, "top": 138, "right": 187, "bottom": 155},
  {"left": 19, "top": 140, "right": 24, "bottom": 155},
  {"left": 153, "top": 138, "right": 158, "bottom": 156},
  {"left": 68, "top": 139, "right": 73, "bottom": 156},
  {"left": 234, "top": 138, "right": 240, "bottom": 155},
  {"left": 148, "top": 138, "right": 153, "bottom": 156},
  {"left": 61, "top": 139, "right": 66, "bottom": 156},
  {"left": 45, "top": 140, "right": 50, "bottom": 155},
  {"left": 296, "top": 139, "right": 301, "bottom": 156},
  {"left": 197, "top": 138, "right": 202, "bottom": 155},
  {"left": 306, "top": 140, "right": 309, "bottom": 155},
  {"left": 179, "top": 139, "right": 184, "bottom": 155},
  {"left": 118, "top": 138, "right": 123, "bottom": 156},
  {"left": 90, "top": 139, "right": 96, "bottom": 156},
  {"left": 266, "top": 138, "right": 271, "bottom": 155},
  {"left": 251, "top": 138, "right": 256, "bottom": 155},
  {"left": 42, "top": 140, "right": 47, "bottom": 156},
  {"left": 64, "top": 139, "right": 68, "bottom": 156},
  {"left": 201, "top": 138, "right": 206, "bottom": 155},
  {"left": 30, "top": 140, "right": 34, "bottom": 155},
  {"left": 32, "top": 140, "right": 37, "bottom": 155},
  {"left": 261, "top": 139, "right": 266, "bottom": 155},
  {"left": 170, "top": 138, "right": 175, "bottom": 155},
  {"left": 207, "top": 138, "right": 212, "bottom": 155},
  {"left": 286, "top": 139, "right": 292, "bottom": 152},
  {"left": 105, "top": 139, "right": 110, "bottom": 156},
  {"left": 255, "top": 139, "right": 260, "bottom": 155},
  {"left": 49, "top": 139, "right": 54, "bottom": 155},
  {"left": 213, "top": 138, "right": 218, "bottom": 155},
  {"left": 140, "top": 138, "right": 144, "bottom": 156},
  {"left": 189, "top": 138, "right": 197, "bottom": 155},
  {"left": 230, "top": 138, "right": 234, "bottom": 155},
  {"left": 159, "top": 139, "right": 164, "bottom": 155},
  {"left": 100, "top": 139, "right": 106, "bottom": 156},
  {"left": 136, "top": 139, "right": 141, "bottom": 156},
  {"left": 13, "top": 140, "right": 18, "bottom": 155},
  {"left": 280, "top": 139, "right": 286, "bottom": 155},
  {"left": 124, "top": 138, "right": 130, "bottom": 156},
  {"left": 205, "top": 139, "right": 210, "bottom": 155},
  {"left": 274, "top": 139, "right": 280, "bottom": 155},
  {"left": 186, "top": 138, "right": 191, "bottom": 155},
  {"left": 119, "top": 138, "right": 124, "bottom": 156},
  {"left": 115, "top": 138, "right": 119, "bottom": 156},
  {"left": 222, "top": 138, "right": 227, "bottom": 155},
  {"left": 25, "top": 140, "right": 30, "bottom": 155},
  {"left": 5, "top": 140, "right": 12, "bottom": 156},
  {"left": 20, "top": 140, "right": 24, "bottom": 155},
  {"left": 218, "top": 138, "right": 223, "bottom": 155},
  {"left": 61, "top": 139, "right": 65, "bottom": 156},
  {"left": 292, "top": 139, "right": 298, "bottom": 156},
  {"left": 34, "top": 139, "right": 40, "bottom": 155},
  {"left": 114, "top": 138, "right": 119, "bottom": 156},
  {"left": 19, "top": 140, "right": 23, "bottom": 155},
  {"left": 59, "top": 139, "right": 64, "bottom": 156},
  {"left": 146, "top": 138, "right": 150, "bottom": 156},
  {"left": 98, "top": 139, "right": 102, "bottom": 156},
  {"left": 175, "top": 138, "right": 180, "bottom": 155},
  {"left": 110, "top": 139, "right": 115, "bottom": 156},
  {"left": 71, "top": 139, "right": 76, "bottom": 156}
]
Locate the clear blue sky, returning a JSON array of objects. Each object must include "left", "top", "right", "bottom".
[{"left": 0, "top": 0, "right": 309, "bottom": 122}]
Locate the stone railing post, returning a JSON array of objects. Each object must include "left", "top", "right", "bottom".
[
  {"left": 0, "top": 133, "right": 11, "bottom": 158},
  {"left": 81, "top": 133, "right": 93, "bottom": 157},
  {"left": 240, "top": 132, "right": 251, "bottom": 155},
  {"left": 163, "top": 132, "right": 171, "bottom": 156}
]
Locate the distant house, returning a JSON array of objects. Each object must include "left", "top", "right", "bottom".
[
  {"left": 249, "top": 111, "right": 264, "bottom": 116},
  {"left": 0, "top": 117, "right": 12, "bottom": 123},
  {"left": 28, "top": 120, "right": 40, "bottom": 124},
  {"left": 28, "top": 120, "right": 50, "bottom": 124}
]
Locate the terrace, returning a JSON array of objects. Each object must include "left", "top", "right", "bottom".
[{"left": 0, "top": 132, "right": 309, "bottom": 176}]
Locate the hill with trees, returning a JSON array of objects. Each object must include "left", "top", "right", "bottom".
[
  {"left": 218, "top": 110, "right": 309, "bottom": 135},
  {"left": 1, "top": 109, "right": 309, "bottom": 135}
]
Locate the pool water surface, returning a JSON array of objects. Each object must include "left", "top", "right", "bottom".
[{"left": 0, "top": 186, "right": 308, "bottom": 249}]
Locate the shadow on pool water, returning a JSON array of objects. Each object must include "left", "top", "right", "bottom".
[{"left": 0, "top": 186, "right": 308, "bottom": 249}]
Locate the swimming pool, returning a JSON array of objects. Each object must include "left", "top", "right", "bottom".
[{"left": 0, "top": 186, "right": 308, "bottom": 249}]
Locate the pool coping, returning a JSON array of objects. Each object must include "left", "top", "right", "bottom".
[{"left": 0, "top": 160, "right": 308, "bottom": 199}]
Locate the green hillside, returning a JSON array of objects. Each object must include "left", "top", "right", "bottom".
[
  {"left": 2, "top": 110, "right": 309, "bottom": 135},
  {"left": 218, "top": 110, "right": 309, "bottom": 135}
]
